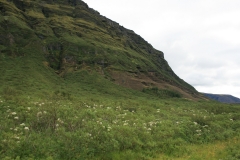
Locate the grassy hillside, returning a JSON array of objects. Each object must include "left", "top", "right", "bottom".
[
  {"left": 0, "top": 0, "right": 239, "bottom": 159},
  {"left": 0, "top": 55, "right": 239, "bottom": 159},
  {"left": 0, "top": 0, "right": 199, "bottom": 98}
]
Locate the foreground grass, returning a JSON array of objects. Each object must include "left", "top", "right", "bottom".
[
  {"left": 0, "top": 88, "right": 239, "bottom": 159},
  {"left": 156, "top": 137, "right": 240, "bottom": 160}
]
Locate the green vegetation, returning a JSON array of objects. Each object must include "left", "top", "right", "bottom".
[
  {"left": 0, "top": 61, "right": 239, "bottom": 159},
  {"left": 0, "top": 0, "right": 239, "bottom": 159},
  {"left": 142, "top": 87, "right": 182, "bottom": 98},
  {"left": 0, "top": 0, "right": 197, "bottom": 93},
  {"left": 0, "top": 86, "right": 240, "bottom": 159}
]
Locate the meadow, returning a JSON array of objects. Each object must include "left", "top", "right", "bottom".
[{"left": 0, "top": 70, "right": 239, "bottom": 159}]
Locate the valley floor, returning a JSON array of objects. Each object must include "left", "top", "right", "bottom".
[{"left": 0, "top": 89, "right": 239, "bottom": 159}]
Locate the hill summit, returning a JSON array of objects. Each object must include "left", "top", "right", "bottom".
[{"left": 0, "top": 0, "right": 201, "bottom": 99}]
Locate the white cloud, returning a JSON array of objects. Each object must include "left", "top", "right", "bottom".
[{"left": 84, "top": 0, "right": 240, "bottom": 98}]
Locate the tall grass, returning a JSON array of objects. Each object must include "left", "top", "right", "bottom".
[{"left": 0, "top": 86, "right": 239, "bottom": 159}]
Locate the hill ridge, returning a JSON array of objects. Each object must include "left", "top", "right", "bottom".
[{"left": 203, "top": 93, "right": 240, "bottom": 103}]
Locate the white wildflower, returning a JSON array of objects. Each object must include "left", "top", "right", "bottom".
[
  {"left": 24, "top": 127, "right": 29, "bottom": 130},
  {"left": 37, "top": 112, "right": 42, "bottom": 117},
  {"left": 11, "top": 112, "right": 17, "bottom": 115},
  {"left": 14, "top": 136, "right": 20, "bottom": 140},
  {"left": 14, "top": 117, "right": 19, "bottom": 120},
  {"left": 20, "top": 123, "right": 25, "bottom": 126},
  {"left": 193, "top": 122, "right": 198, "bottom": 125},
  {"left": 57, "top": 118, "right": 64, "bottom": 124},
  {"left": 27, "top": 107, "right": 31, "bottom": 110}
]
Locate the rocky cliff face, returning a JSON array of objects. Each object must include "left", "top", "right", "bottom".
[{"left": 0, "top": 0, "right": 199, "bottom": 98}]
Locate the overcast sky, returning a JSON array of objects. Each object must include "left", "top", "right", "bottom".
[{"left": 84, "top": 0, "right": 240, "bottom": 98}]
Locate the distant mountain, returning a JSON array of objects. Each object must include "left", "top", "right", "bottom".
[{"left": 203, "top": 93, "right": 240, "bottom": 103}]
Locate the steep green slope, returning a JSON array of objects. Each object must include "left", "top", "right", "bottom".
[{"left": 0, "top": 0, "right": 199, "bottom": 98}]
